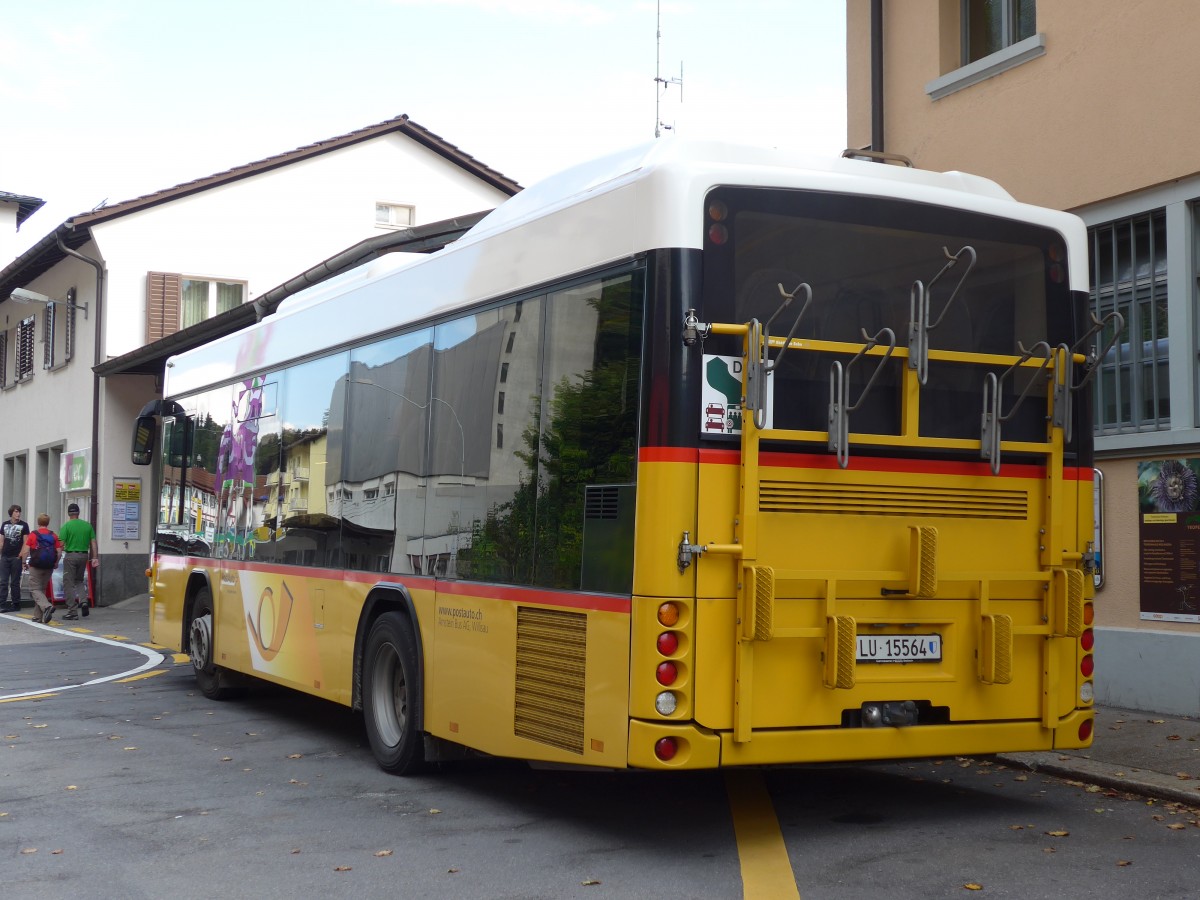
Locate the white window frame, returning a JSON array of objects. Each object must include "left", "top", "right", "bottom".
[
  {"left": 1079, "top": 176, "right": 1200, "bottom": 456},
  {"left": 375, "top": 202, "right": 415, "bottom": 231},
  {"left": 180, "top": 277, "right": 247, "bottom": 329}
]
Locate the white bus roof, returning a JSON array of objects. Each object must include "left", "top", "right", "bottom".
[{"left": 163, "top": 139, "right": 1088, "bottom": 399}]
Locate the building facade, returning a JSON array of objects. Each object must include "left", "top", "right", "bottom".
[
  {"left": 0, "top": 115, "right": 519, "bottom": 607},
  {"left": 847, "top": 0, "right": 1200, "bottom": 715}
]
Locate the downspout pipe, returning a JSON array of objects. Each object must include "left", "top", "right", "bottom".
[
  {"left": 56, "top": 234, "right": 104, "bottom": 606},
  {"left": 871, "top": 0, "right": 884, "bottom": 153}
]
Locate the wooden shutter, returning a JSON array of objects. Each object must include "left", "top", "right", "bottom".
[{"left": 146, "top": 272, "right": 182, "bottom": 342}]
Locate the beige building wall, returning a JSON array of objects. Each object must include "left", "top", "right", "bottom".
[
  {"left": 847, "top": 0, "right": 1200, "bottom": 715},
  {"left": 847, "top": 0, "right": 1199, "bottom": 210}
]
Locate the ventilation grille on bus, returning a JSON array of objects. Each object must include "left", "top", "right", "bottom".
[
  {"left": 584, "top": 485, "right": 621, "bottom": 520},
  {"left": 760, "top": 480, "right": 1028, "bottom": 519},
  {"left": 514, "top": 607, "right": 587, "bottom": 754}
]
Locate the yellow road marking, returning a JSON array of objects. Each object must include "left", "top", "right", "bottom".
[
  {"left": 726, "top": 770, "right": 800, "bottom": 900},
  {"left": 172, "top": 653, "right": 191, "bottom": 665},
  {"left": 0, "top": 693, "right": 57, "bottom": 703},
  {"left": 117, "top": 670, "right": 168, "bottom": 683}
]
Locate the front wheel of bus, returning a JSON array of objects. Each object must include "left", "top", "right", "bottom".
[
  {"left": 189, "top": 586, "right": 241, "bottom": 701},
  {"left": 363, "top": 612, "right": 426, "bottom": 775}
]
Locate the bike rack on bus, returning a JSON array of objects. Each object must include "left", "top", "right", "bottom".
[
  {"left": 744, "top": 282, "right": 813, "bottom": 429},
  {"left": 1050, "top": 309, "right": 1127, "bottom": 445},
  {"left": 907, "top": 245, "right": 977, "bottom": 386},
  {"left": 828, "top": 327, "right": 897, "bottom": 468},
  {"left": 980, "top": 340, "right": 1055, "bottom": 475}
]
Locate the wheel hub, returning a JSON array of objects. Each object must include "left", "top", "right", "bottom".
[{"left": 190, "top": 613, "right": 213, "bottom": 673}]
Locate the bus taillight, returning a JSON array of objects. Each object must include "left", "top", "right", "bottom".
[
  {"left": 1080, "top": 628, "right": 1095, "bottom": 652},
  {"left": 656, "top": 661, "right": 678, "bottom": 686},
  {"left": 657, "top": 602, "right": 680, "bottom": 627},
  {"left": 1080, "top": 653, "right": 1094, "bottom": 678},
  {"left": 1078, "top": 718, "right": 1093, "bottom": 742},
  {"left": 654, "top": 737, "right": 678, "bottom": 761},
  {"left": 657, "top": 631, "right": 678, "bottom": 655}
]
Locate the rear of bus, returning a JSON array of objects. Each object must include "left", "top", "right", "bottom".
[{"left": 629, "top": 171, "right": 1098, "bottom": 768}]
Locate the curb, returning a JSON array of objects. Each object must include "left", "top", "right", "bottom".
[{"left": 997, "top": 751, "right": 1200, "bottom": 807}]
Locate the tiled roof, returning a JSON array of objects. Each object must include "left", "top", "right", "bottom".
[
  {"left": 70, "top": 114, "right": 521, "bottom": 227},
  {"left": 0, "top": 191, "right": 46, "bottom": 228}
]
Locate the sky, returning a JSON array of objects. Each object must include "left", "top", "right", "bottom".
[{"left": 0, "top": 0, "right": 846, "bottom": 258}]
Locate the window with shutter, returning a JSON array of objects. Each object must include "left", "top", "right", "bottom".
[
  {"left": 0, "top": 332, "right": 7, "bottom": 388},
  {"left": 16, "top": 317, "right": 35, "bottom": 381},
  {"left": 42, "top": 302, "right": 56, "bottom": 369},
  {"left": 146, "top": 271, "right": 183, "bottom": 342},
  {"left": 64, "top": 301, "right": 75, "bottom": 361}
]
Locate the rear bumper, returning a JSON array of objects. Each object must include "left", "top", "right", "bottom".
[{"left": 628, "top": 709, "right": 1093, "bottom": 769}]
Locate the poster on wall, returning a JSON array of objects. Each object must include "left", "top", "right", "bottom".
[
  {"left": 1137, "top": 459, "right": 1200, "bottom": 622},
  {"left": 112, "top": 478, "right": 141, "bottom": 542}
]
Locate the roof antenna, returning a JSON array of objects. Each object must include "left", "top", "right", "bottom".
[{"left": 654, "top": 0, "right": 683, "bottom": 138}]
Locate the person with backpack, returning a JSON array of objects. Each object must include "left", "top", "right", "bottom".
[
  {"left": 19, "top": 513, "right": 62, "bottom": 624},
  {"left": 0, "top": 504, "right": 30, "bottom": 613}
]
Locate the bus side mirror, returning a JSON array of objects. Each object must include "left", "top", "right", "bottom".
[{"left": 132, "top": 415, "right": 156, "bottom": 466}]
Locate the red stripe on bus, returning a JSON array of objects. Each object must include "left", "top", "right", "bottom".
[{"left": 155, "top": 557, "right": 630, "bottom": 614}]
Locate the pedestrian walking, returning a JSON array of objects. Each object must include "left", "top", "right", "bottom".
[
  {"left": 0, "top": 504, "right": 29, "bottom": 612},
  {"left": 59, "top": 502, "right": 98, "bottom": 619},
  {"left": 19, "top": 513, "right": 62, "bottom": 623}
]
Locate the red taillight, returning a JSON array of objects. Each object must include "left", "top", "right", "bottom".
[
  {"left": 657, "top": 632, "right": 678, "bottom": 656},
  {"left": 656, "top": 661, "right": 678, "bottom": 686},
  {"left": 657, "top": 602, "right": 679, "bottom": 627},
  {"left": 1080, "top": 654, "right": 1095, "bottom": 678},
  {"left": 1078, "top": 718, "right": 1093, "bottom": 742},
  {"left": 708, "top": 223, "right": 728, "bottom": 245},
  {"left": 1080, "top": 629, "right": 1095, "bottom": 651},
  {"left": 654, "top": 737, "right": 677, "bottom": 761}
]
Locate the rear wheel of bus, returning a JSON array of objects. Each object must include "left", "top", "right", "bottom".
[{"left": 363, "top": 611, "right": 426, "bottom": 775}]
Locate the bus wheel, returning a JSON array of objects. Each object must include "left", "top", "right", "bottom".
[
  {"left": 189, "top": 586, "right": 242, "bottom": 700},
  {"left": 363, "top": 612, "right": 426, "bottom": 775}
]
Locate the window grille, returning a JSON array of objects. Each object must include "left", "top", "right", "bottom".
[
  {"left": 16, "top": 317, "right": 36, "bottom": 381},
  {"left": 1090, "top": 210, "right": 1169, "bottom": 431}
]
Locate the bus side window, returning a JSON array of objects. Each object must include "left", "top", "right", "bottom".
[{"left": 165, "top": 417, "right": 194, "bottom": 468}]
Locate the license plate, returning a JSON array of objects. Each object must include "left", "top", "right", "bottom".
[{"left": 856, "top": 633, "right": 942, "bottom": 663}]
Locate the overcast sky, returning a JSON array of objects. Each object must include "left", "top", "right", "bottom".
[{"left": 1, "top": 0, "right": 846, "bottom": 257}]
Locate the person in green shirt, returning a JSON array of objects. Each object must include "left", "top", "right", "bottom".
[{"left": 59, "top": 503, "right": 98, "bottom": 620}]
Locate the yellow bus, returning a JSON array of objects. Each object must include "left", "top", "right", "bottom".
[{"left": 132, "top": 141, "right": 1117, "bottom": 774}]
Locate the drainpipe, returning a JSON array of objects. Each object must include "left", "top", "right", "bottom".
[
  {"left": 56, "top": 234, "right": 104, "bottom": 607},
  {"left": 871, "top": 0, "right": 884, "bottom": 153}
]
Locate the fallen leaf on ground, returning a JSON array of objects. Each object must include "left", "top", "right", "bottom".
[
  {"left": 429, "top": 808, "right": 441, "bottom": 814},
  {"left": 20, "top": 848, "right": 36, "bottom": 855},
  {"left": 334, "top": 865, "right": 352, "bottom": 872},
  {"left": 964, "top": 883, "right": 983, "bottom": 891},
  {"left": 582, "top": 879, "right": 602, "bottom": 886},
  {"left": 1045, "top": 830, "right": 1070, "bottom": 837},
  {"left": 374, "top": 850, "right": 393, "bottom": 857},
  {"left": 1116, "top": 860, "right": 1132, "bottom": 867},
  {"left": 287, "top": 753, "right": 302, "bottom": 759}
]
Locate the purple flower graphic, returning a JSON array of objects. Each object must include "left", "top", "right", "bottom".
[{"left": 1150, "top": 459, "right": 1199, "bottom": 513}]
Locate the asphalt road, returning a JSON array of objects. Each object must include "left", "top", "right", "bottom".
[{"left": 2, "top": 611, "right": 1198, "bottom": 899}]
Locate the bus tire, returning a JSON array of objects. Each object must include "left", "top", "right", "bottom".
[
  {"left": 189, "top": 585, "right": 243, "bottom": 701},
  {"left": 363, "top": 611, "right": 426, "bottom": 775}
]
